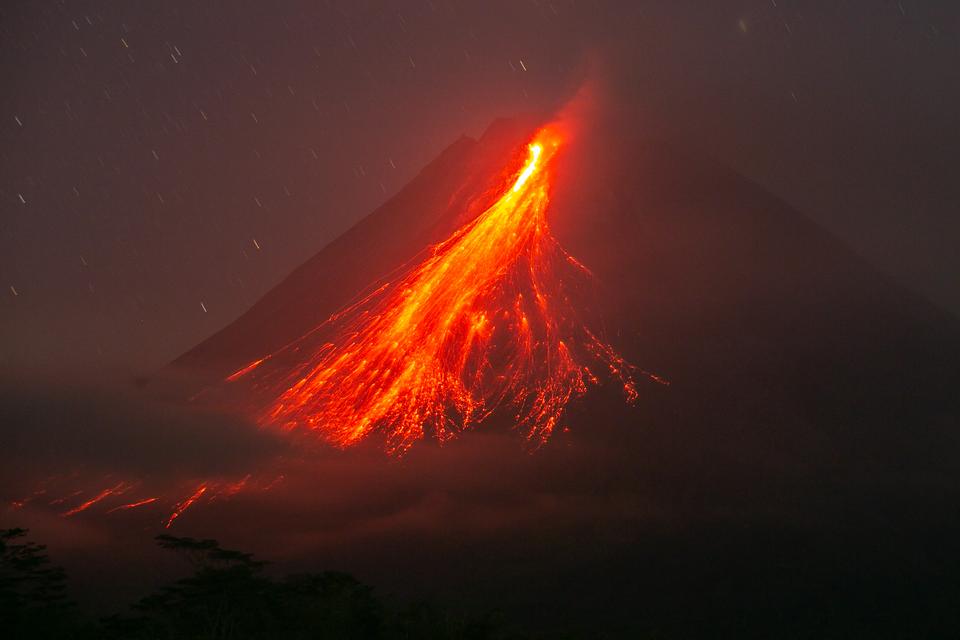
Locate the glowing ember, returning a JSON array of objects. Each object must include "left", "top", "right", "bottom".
[
  {"left": 106, "top": 497, "right": 159, "bottom": 514},
  {"left": 49, "top": 490, "right": 83, "bottom": 506},
  {"left": 62, "top": 482, "right": 130, "bottom": 517},
  {"left": 228, "top": 125, "right": 649, "bottom": 454},
  {"left": 8, "top": 472, "right": 273, "bottom": 528},
  {"left": 210, "top": 475, "right": 251, "bottom": 501},
  {"left": 164, "top": 484, "right": 208, "bottom": 529}
]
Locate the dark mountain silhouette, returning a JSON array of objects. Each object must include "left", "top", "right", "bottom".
[
  {"left": 168, "top": 111, "right": 960, "bottom": 470},
  {"left": 171, "top": 117, "right": 540, "bottom": 382},
  {"left": 159, "top": 114, "right": 960, "bottom": 637}
]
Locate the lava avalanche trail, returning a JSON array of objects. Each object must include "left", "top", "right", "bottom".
[{"left": 228, "top": 125, "right": 650, "bottom": 454}]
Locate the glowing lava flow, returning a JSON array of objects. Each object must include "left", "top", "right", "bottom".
[
  {"left": 229, "top": 126, "right": 643, "bottom": 454},
  {"left": 106, "top": 497, "right": 159, "bottom": 514},
  {"left": 62, "top": 482, "right": 130, "bottom": 517},
  {"left": 5, "top": 473, "right": 286, "bottom": 528},
  {"left": 164, "top": 484, "right": 208, "bottom": 529}
]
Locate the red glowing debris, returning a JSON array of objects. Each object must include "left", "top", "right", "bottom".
[
  {"left": 164, "top": 484, "right": 208, "bottom": 528},
  {"left": 106, "top": 497, "right": 160, "bottom": 513},
  {"left": 62, "top": 483, "right": 130, "bottom": 517},
  {"left": 229, "top": 125, "right": 645, "bottom": 454}
]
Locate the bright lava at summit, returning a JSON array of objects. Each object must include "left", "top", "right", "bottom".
[{"left": 228, "top": 125, "right": 647, "bottom": 454}]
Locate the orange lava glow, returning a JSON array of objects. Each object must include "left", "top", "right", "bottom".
[
  {"left": 106, "top": 497, "right": 159, "bottom": 514},
  {"left": 62, "top": 482, "right": 130, "bottom": 517},
  {"left": 228, "top": 125, "right": 644, "bottom": 454},
  {"left": 8, "top": 471, "right": 275, "bottom": 528},
  {"left": 164, "top": 484, "right": 208, "bottom": 529}
]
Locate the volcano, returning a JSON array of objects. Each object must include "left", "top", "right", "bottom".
[
  {"left": 161, "top": 113, "right": 960, "bottom": 636},
  {"left": 171, "top": 114, "right": 959, "bottom": 459},
  {"left": 214, "top": 126, "right": 643, "bottom": 454}
]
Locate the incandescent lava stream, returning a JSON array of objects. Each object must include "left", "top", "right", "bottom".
[{"left": 228, "top": 125, "right": 652, "bottom": 454}]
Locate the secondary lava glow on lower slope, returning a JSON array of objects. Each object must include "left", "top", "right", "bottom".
[{"left": 228, "top": 125, "right": 651, "bottom": 454}]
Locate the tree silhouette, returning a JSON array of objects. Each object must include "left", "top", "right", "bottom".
[
  {"left": 3, "top": 530, "right": 570, "bottom": 639},
  {"left": 98, "top": 534, "right": 548, "bottom": 639},
  {"left": 271, "top": 571, "right": 385, "bottom": 639},
  {"left": 102, "top": 535, "right": 275, "bottom": 639},
  {"left": 0, "top": 528, "right": 76, "bottom": 638}
]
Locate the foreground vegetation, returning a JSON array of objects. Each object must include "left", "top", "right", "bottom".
[{"left": 1, "top": 528, "right": 571, "bottom": 640}]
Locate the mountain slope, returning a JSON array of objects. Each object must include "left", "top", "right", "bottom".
[
  {"left": 549, "top": 121, "right": 960, "bottom": 456},
  {"left": 172, "top": 118, "right": 537, "bottom": 381},
  {"left": 170, "top": 114, "right": 960, "bottom": 453},
  {"left": 159, "top": 115, "right": 960, "bottom": 636}
]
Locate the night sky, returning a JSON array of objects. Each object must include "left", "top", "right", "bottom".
[{"left": 2, "top": 1, "right": 958, "bottom": 375}]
